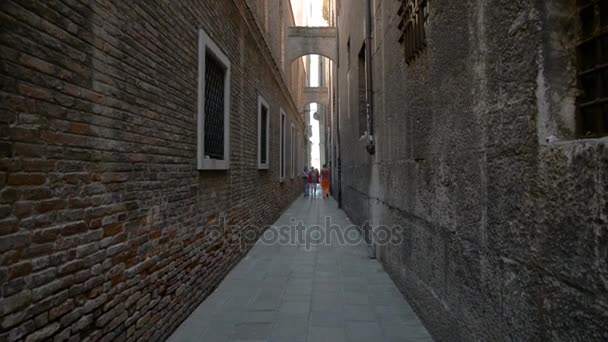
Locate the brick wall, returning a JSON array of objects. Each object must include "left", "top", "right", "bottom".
[{"left": 0, "top": 0, "right": 304, "bottom": 341}]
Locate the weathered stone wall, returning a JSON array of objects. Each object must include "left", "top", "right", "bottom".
[
  {"left": 0, "top": 0, "right": 304, "bottom": 341},
  {"left": 336, "top": 0, "right": 608, "bottom": 340},
  {"left": 287, "top": 27, "right": 337, "bottom": 65}
]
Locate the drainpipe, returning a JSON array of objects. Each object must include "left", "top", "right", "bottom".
[{"left": 365, "top": 0, "right": 375, "bottom": 155}]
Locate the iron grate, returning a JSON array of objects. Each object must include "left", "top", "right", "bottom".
[
  {"left": 204, "top": 51, "right": 226, "bottom": 160},
  {"left": 397, "top": 0, "right": 429, "bottom": 65},
  {"left": 280, "top": 114, "right": 285, "bottom": 178},
  {"left": 358, "top": 45, "right": 367, "bottom": 137},
  {"left": 576, "top": 0, "right": 608, "bottom": 137},
  {"left": 260, "top": 106, "right": 268, "bottom": 164}
]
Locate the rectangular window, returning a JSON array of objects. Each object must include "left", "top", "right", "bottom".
[
  {"left": 347, "top": 38, "right": 351, "bottom": 70},
  {"left": 198, "top": 29, "right": 231, "bottom": 170},
  {"left": 291, "top": 124, "right": 295, "bottom": 178},
  {"left": 260, "top": 0, "right": 269, "bottom": 32},
  {"left": 280, "top": 109, "right": 286, "bottom": 181},
  {"left": 258, "top": 96, "right": 270, "bottom": 169},
  {"left": 576, "top": 0, "right": 608, "bottom": 137},
  {"left": 297, "top": 131, "right": 302, "bottom": 174},
  {"left": 358, "top": 44, "right": 367, "bottom": 137},
  {"left": 398, "top": 0, "right": 429, "bottom": 65}
]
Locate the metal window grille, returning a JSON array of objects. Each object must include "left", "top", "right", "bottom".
[
  {"left": 280, "top": 113, "right": 285, "bottom": 178},
  {"left": 576, "top": 0, "right": 608, "bottom": 137},
  {"left": 358, "top": 45, "right": 367, "bottom": 137},
  {"left": 204, "top": 51, "right": 226, "bottom": 160},
  {"left": 398, "top": 0, "right": 429, "bottom": 65},
  {"left": 347, "top": 38, "right": 351, "bottom": 69},
  {"left": 260, "top": 106, "right": 268, "bottom": 164},
  {"left": 291, "top": 125, "right": 295, "bottom": 177}
]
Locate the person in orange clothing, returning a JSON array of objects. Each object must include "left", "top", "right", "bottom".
[{"left": 320, "top": 164, "right": 330, "bottom": 199}]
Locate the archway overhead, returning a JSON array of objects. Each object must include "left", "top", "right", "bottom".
[
  {"left": 287, "top": 27, "right": 337, "bottom": 64},
  {"left": 302, "top": 87, "right": 329, "bottom": 112}
]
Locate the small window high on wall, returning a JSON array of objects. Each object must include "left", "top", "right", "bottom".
[
  {"left": 258, "top": 96, "right": 270, "bottom": 169},
  {"left": 197, "top": 29, "right": 231, "bottom": 170},
  {"left": 398, "top": 0, "right": 429, "bottom": 65},
  {"left": 358, "top": 44, "right": 367, "bottom": 137},
  {"left": 291, "top": 124, "right": 295, "bottom": 178},
  {"left": 576, "top": 0, "right": 608, "bottom": 137},
  {"left": 280, "top": 109, "right": 286, "bottom": 181}
]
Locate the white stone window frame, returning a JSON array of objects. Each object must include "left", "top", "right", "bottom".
[
  {"left": 279, "top": 108, "right": 286, "bottom": 182},
  {"left": 290, "top": 123, "right": 295, "bottom": 179},
  {"left": 197, "top": 28, "right": 231, "bottom": 170},
  {"left": 258, "top": 95, "right": 270, "bottom": 170},
  {"left": 296, "top": 130, "right": 301, "bottom": 174}
]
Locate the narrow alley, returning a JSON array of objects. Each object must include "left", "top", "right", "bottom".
[
  {"left": 168, "top": 196, "right": 432, "bottom": 342},
  {"left": 1, "top": 0, "right": 607, "bottom": 341}
]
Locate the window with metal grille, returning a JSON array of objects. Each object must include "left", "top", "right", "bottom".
[
  {"left": 358, "top": 44, "right": 367, "bottom": 137},
  {"left": 576, "top": 0, "right": 608, "bottom": 137},
  {"left": 198, "top": 29, "right": 231, "bottom": 170},
  {"left": 280, "top": 109, "right": 286, "bottom": 180},
  {"left": 204, "top": 53, "right": 226, "bottom": 160},
  {"left": 258, "top": 96, "right": 270, "bottom": 169},
  {"left": 398, "top": 0, "right": 429, "bottom": 65},
  {"left": 347, "top": 38, "right": 351, "bottom": 70},
  {"left": 291, "top": 124, "right": 295, "bottom": 178},
  {"left": 260, "top": 0, "right": 269, "bottom": 32}
]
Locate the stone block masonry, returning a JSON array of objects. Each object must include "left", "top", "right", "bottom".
[
  {"left": 335, "top": 0, "right": 608, "bottom": 341},
  {"left": 0, "top": 0, "right": 304, "bottom": 341}
]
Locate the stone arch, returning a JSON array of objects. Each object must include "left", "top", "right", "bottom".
[
  {"left": 287, "top": 27, "right": 337, "bottom": 64},
  {"left": 302, "top": 87, "right": 329, "bottom": 112}
]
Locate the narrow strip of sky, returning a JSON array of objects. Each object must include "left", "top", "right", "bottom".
[{"left": 307, "top": 0, "right": 325, "bottom": 169}]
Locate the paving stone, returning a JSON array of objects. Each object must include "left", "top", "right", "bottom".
[
  {"left": 308, "top": 326, "right": 347, "bottom": 342},
  {"left": 168, "top": 197, "right": 431, "bottom": 341},
  {"left": 281, "top": 292, "right": 312, "bottom": 302},
  {"left": 231, "top": 322, "right": 273, "bottom": 340},
  {"left": 381, "top": 321, "right": 434, "bottom": 341},
  {"left": 345, "top": 321, "right": 384, "bottom": 342},
  {"left": 279, "top": 301, "right": 310, "bottom": 315},
  {"left": 342, "top": 292, "right": 370, "bottom": 305},
  {"left": 237, "top": 310, "right": 277, "bottom": 324},
  {"left": 343, "top": 304, "right": 376, "bottom": 322},
  {"left": 309, "top": 310, "right": 345, "bottom": 328}
]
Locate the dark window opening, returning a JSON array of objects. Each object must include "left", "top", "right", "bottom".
[
  {"left": 291, "top": 125, "right": 295, "bottom": 177},
  {"left": 347, "top": 38, "right": 351, "bottom": 70},
  {"left": 358, "top": 44, "right": 367, "bottom": 137},
  {"left": 260, "top": 105, "right": 268, "bottom": 164},
  {"left": 204, "top": 51, "right": 226, "bottom": 159},
  {"left": 398, "top": 0, "right": 429, "bottom": 65},
  {"left": 280, "top": 114, "right": 285, "bottom": 178},
  {"left": 576, "top": 0, "right": 608, "bottom": 137}
]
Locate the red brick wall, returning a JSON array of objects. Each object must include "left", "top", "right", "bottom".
[{"left": 0, "top": 1, "right": 304, "bottom": 341}]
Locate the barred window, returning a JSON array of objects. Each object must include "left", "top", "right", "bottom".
[
  {"left": 297, "top": 131, "right": 302, "bottom": 173},
  {"left": 358, "top": 44, "right": 367, "bottom": 137},
  {"left": 398, "top": 0, "right": 429, "bottom": 65},
  {"left": 258, "top": 96, "right": 270, "bottom": 169},
  {"left": 198, "top": 29, "right": 231, "bottom": 170},
  {"left": 280, "top": 109, "right": 286, "bottom": 181},
  {"left": 576, "top": 0, "right": 608, "bottom": 137},
  {"left": 260, "top": 0, "right": 269, "bottom": 32},
  {"left": 291, "top": 124, "right": 295, "bottom": 178},
  {"left": 204, "top": 53, "right": 225, "bottom": 160}
]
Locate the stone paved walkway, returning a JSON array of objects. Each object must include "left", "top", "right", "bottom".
[{"left": 168, "top": 195, "right": 433, "bottom": 342}]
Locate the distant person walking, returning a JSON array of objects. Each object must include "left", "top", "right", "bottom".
[
  {"left": 321, "top": 164, "right": 330, "bottom": 199},
  {"left": 307, "top": 168, "right": 314, "bottom": 198},
  {"left": 302, "top": 166, "right": 309, "bottom": 197},
  {"left": 310, "top": 168, "right": 319, "bottom": 198}
]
